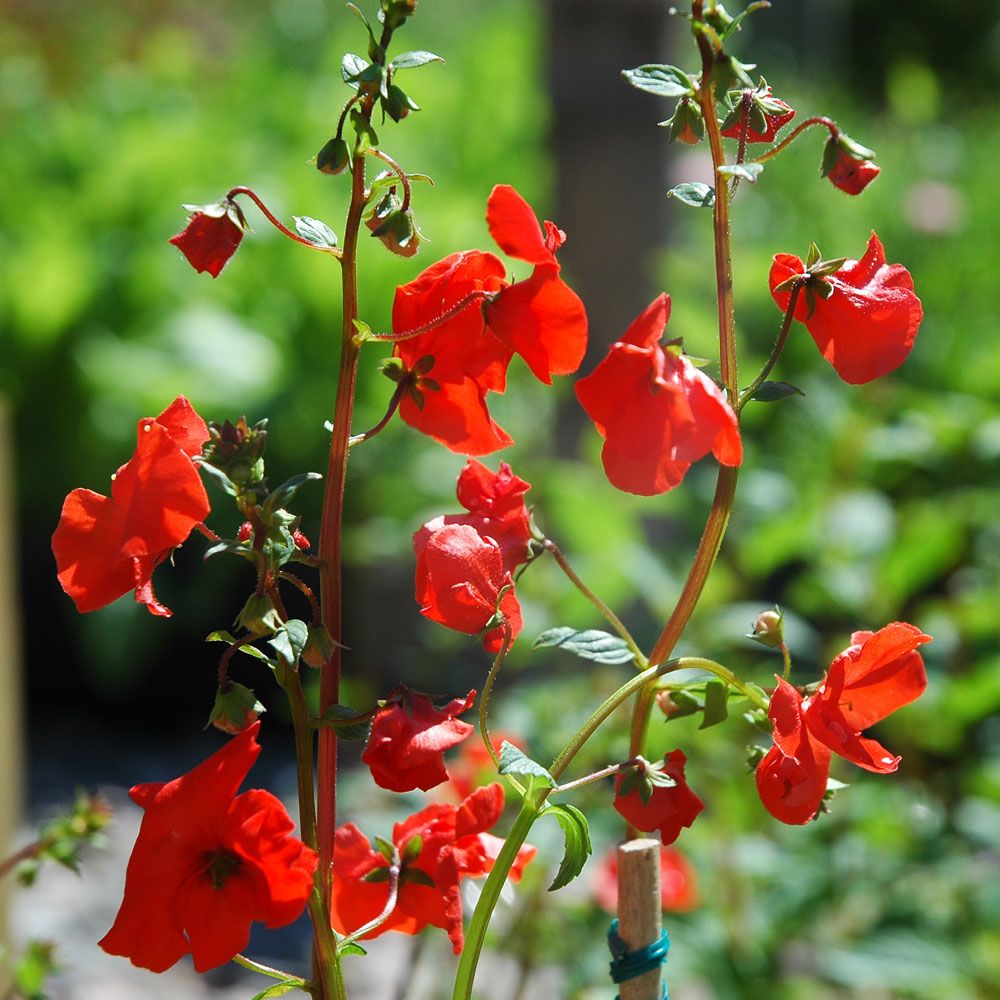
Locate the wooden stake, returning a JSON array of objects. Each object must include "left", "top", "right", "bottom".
[{"left": 617, "top": 838, "right": 663, "bottom": 1000}]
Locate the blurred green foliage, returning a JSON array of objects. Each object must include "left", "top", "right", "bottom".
[{"left": 4, "top": 0, "right": 1000, "bottom": 997}]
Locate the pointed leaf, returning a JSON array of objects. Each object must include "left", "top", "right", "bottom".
[
  {"left": 700, "top": 679, "right": 730, "bottom": 729},
  {"left": 293, "top": 215, "right": 338, "bottom": 249},
  {"left": 750, "top": 381, "right": 804, "bottom": 402},
  {"left": 262, "top": 472, "right": 323, "bottom": 517},
  {"left": 498, "top": 741, "right": 555, "bottom": 788},
  {"left": 316, "top": 704, "right": 370, "bottom": 741},
  {"left": 391, "top": 50, "right": 445, "bottom": 70},
  {"left": 622, "top": 64, "right": 693, "bottom": 98},
  {"left": 667, "top": 182, "right": 716, "bottom": 208},
  {"left": 533, "top": 628, "right": 634, "bottom": 664},
  {"left": 268, "top": 619, "right": 309, "bottom": 668},
  {"left": 543, "top": 803, "right": 592, "bottom": 891}
]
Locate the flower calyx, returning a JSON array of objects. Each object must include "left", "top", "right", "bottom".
[
  {"left": 366, "top": 189, "right": 421, "bottom": 257},
  {"left": 821, "top": 130, "right": 880, "bottom": 195},
  {"left": 208, "top": 682, "right": 266, "bottom": 735},
  {"left": 771, "top": 242, "right": 848, "bottom": 318},
  {"left": 616, "top": 755, "right": 678, "bottom": 806},
  {"left": 720, "top": 79, "right": 795, "bottom": 144}
]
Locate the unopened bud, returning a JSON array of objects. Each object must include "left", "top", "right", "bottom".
[
  {"left": 749, "top": 607, "right": 785, "bottom": 649},
  {"left": 317, "top": 136, "right": 351, "bottom": 175},
  {"left": 209, "top": 682, "right": 265, "bottom": 734}
]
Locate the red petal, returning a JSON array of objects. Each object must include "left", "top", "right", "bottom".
[
  {"left": 399, "top": 378, "right": 513, "bottom": 456},
  {"left": 755, "top": 742, "right": 831, "bottom": 825},
  {"left": 154, "top": 396, "right": 210, "bottom": 458},
  {"left": 169, "top": 212, "right": 244, "bottom": 278},
  {"left": 485, "top": 185, "right": 555, "bottom": 266},
  {"left": 455, "top": 783, "right": 505, "bottom": 838}
]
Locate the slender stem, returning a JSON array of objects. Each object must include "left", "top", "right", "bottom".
[
  {"left": 366, "top": 148, "right": 412, "bottom": 210},
  {"left": 780, "top": 642, "right": 792, "bottom": 681},
  {"left": 479, "top": 623, "right": 513, "bottom": 770},
  {"left": 753, "top": 115, "right": 837, "bottom": 165},
  {"left": 736, "top": 282, "right": 802, "bottom": 412},
  {"left": 543, "top": 539, "right": 646, "bottom": 665},
  {"left": 227, "top": 186, "right": 343, "bottom": 257},
  {"left": 0, "top": 838, "right": 49, "bottom": 881},
  {"left": 338, "top": 865, "right": 400, "bottom": 949},
  {"left": 315, "top": 103, "right": 372, "bottom": 1000},
  {"left": 553, "top": 758, "right": 637, "bottom": 796},
  {"left": 278, "top": 571, "right": 323, "bottom": 621},
  {"left": 368, "top": 290, "right": 492, "bottom": 343},
  {"left": 193, "top": 521, "right": 220, "bottom": 542},
  {"left": 232, "top": 953, "right": 307, "bottom": 986},
  {"left": 348, "top": 380, "right": 407, "bottom": 447}
]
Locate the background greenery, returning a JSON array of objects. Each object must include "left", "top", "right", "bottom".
[{"left": 3, "top": 0, "right": 999, "bottom": 997}]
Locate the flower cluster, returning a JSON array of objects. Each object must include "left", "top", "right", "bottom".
[
  {"left": 756, "top": 623, "right": 930, "bottom": 825},
  {"left": 99, "top": 723, "right": 317, "bottom": 972},
  {"left": 330, "top": 783, "right": 535, "bottom": 953},
  {"left": 413, "top": 459, "right": 533, "bottom": 650},
  {"left": 770, "top": 233, "right": 923, "bottom": 385},
  {"left": 391, "top": 185, "right": 587, "bottom": 454},
  {"left": 52, "top": 396, "right": 210, "bottom": 617},
  {"left": 576, "top": 295, "right": 743, "bottom": 496}
]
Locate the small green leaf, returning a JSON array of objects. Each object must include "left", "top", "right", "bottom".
[
  {"left": 751, "top": 381, "right": 804, "bottom": 402},
  {"left": 341, "top": 52, "right": 369, "bottom": 85},
  {"left": 667, "top": 182, "right": 716, "bottom": 208},
  {"left": 663, "top": 689, "right": 703, "bottom": 718},
  {"left": 293, "top": 215, "right": 338, "bottom": 249},
  {"left": 498, "top": 741, "right": 555, "bottom": 788},
  {"left": 315, "top": 704, "right": 370, "bottom": 741},
  {"left": 269, "top": 620, "right": 309, "bottom": 668},
  {"left": 720, "top": 0, "right": 772, "bottom": 41},
  {"left": 700, "top": 679, "right": 730, "bottom": 729},
  {"left": 250, "top": 979, "right": 307, "bottom": 999},
  {"left": 391, "top": 50, "right": 445, "bottom": 70},
  {"left": 533, "top": 628, "right": 634, "bottom": 664},
  {"left": 262, "top": 472, "right": 322, "bottom": 517},
  {"left": 621, "top": 64, "right": 693, "bottom": 98},
  {"left": 339, "top": 942, "right": 367, "bottom": 957},
  {"left": 543, "top": 803, "right": 593, "bottom": 891},
  {"left": 717, "top": 162, "right": 764, "bottom": 183},
  {"left": 202, "top": 538, "right": 252, "bottom": 561},
  {"left": 196, "top": 460, "right": 238, "bottom": 497}
]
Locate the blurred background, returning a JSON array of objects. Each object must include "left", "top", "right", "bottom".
[{"left": 2, "top": 0, "right": 1000, "bottom": 996}]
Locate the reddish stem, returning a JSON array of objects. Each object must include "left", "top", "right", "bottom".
[{"left": 227, "top": 186, "right": 342, "bottom": 256}]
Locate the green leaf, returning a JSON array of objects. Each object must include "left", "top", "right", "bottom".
[
  {"left": 250, "top": 980, "right": 306, "bottom": 999},
  {"left": 720, "top": 0, "right": 772, "bottom": 40},
  {"left": 667, "top": 182, "right": 716, "bottom": 208},
  {"left": 717, "top": 162, "right": 764, "bottom": 183},
  {"left": 751, "top": 381, "right": 804, "bottom": 402},
  {"left": 262, "top": 472, "right": 322, "bottom": 518},
  {"left": 498, "top": 741, "right": 555, "bottom": 789},
  {"left": 196, "top": 460, "right": 238, "bottom": 496},
  {"left": 339, "top": 942, "right": 367, "bottom": 957},
  {"left": 268, "top": 619, "right": 309, "bottom": 668},
  {"left": 293, "top": 216, "right": 338, "bottom": 249},
  {"left": 663, "top": 689, "right": 703, "bottom": 718},
  {"left": 205, "top": 632, "right": 274, "bottom": 664},
  {"left": 533, "top": 627, "right": 634, "bottom": 664},
  {"left": 315, "top": 704, "right": 371, "bottom": 741},
  {"left": 700, "top": 679, "right": 730, "bottom": 729},
  {"left": 543, "top": 803, "right": 592, "bottom": 891},
  {"left": 391, "top": 50, "right": 445, "bottom": 70},
  {"left": 341, "top": 52, "right": 369, "bottom": 86},
  {"left": 202, "top": 538, "right": 254, "bottom": 561},
  {"left": 621, "top": 64, "right": 693, "bottom": 98}
]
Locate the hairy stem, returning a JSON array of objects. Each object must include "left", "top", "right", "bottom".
[
  {"left": 737, "top": 282, "right": 803, "bottom": 412},
  {"left": 227, "top": 186, "right": 343, "bottom": 258},
  {"left": 753, "top": 115, "right": 838, "bottom": 165}
]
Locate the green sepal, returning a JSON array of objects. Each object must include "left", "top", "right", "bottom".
[
  {"left": 542, "top": 803, "right": 592, "bottom": 891},
  {"left": 498, "top": 741, "right": 556, "bottom": 789},
  {"left": 750, "top": 381, "right": 804, "bottom": 403},
  {"left": 235, "top": 593, "right": 283, "bottom": 636},
  {"left": 533, "top": 627, "right": 634, "bottom": 664},
  {"left": 362, "top": 866, "right": 392, "bottom": 883},
  {"left": 667, "top": 182, "right": 715, "bottom": 208},
  {"left": 374, "top": 837, "right": 397, "bottom": 863},
  {"left": 621, "top": 64, "right": 694, "bottom": 98},
  {"left": 401, "top": 835, "right": 423, "bottom": 865},
  {"left": 317, "top": 136, "right": 351, "bottom": 175},
  {"left": 700, "top": 679, "right": 730, "bottom": 729},
  {"left": 809, "top": 256, "right": 849, "bottom": 278},
  {"left": 350, "top": 107, "right": 379, "bottom": 152},
  {"left": 399, "top": 867, "right": 435, "bottom": 887},
  {"left": 293, "top": 215, "right": 338, "bottom": 248}
]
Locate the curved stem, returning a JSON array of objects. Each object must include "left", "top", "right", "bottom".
[
  {"left": 543, "top": 539, "right": 646, "bottom": 666},
  {"left": 366, "top": 148, "right": 412, "bottom": 210},
  {"left": 736, "top": 282, "right": 803, "bottom": 412},
  {"left": 479, "top": 623, "right": 513, "bottom": 770},
  {"left": 348, "top": 380, "right": 406, "bottom": 447},
  {"left": 553, "top": 758, "right": 637, "bottom": 796},
  {"left": 338, "top": 865, "right": 400, "bottom": 949},
  {"left": 227, "top": 186, "right": 343, "bottom": 258},
  {"left": 232, "top": 953, "right": 307, "bottom": 986},
  {"left": 368, "top": 290, "right": 492, "bottom": 343},
  {"left": 753, "top": 115, "right": 837, "bottom": 165},
  {"left": 278, "top": 571, "right": 323, "bottom": 622}
]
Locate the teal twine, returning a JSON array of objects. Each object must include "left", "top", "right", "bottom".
[{"left": 607, "top": 919, "right": 669, "bottom": 1000}]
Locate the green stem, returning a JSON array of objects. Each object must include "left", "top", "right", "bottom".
[
  {"left": 338, "top": 864, "right": 400, "bottom": 949},
  {"left": 753, "top": 115, "right": 837, "bottom": 165},
  {"left": 227, "top": 186, "right": 343, "bottom": 258},
  {"left": 366, "top": 147, "right": 412, "bottom": 210},
  {"left": 232, "top": 953, "right": 307, "bottom": 987},
  {"left": 543, "top": 539, "right": 646, "bottom": 666},
  {"left": 553, "top": 758, "right": 637, "bottom": 796},
  {"left": 736, "top": 283, "right": 802, "bottom": 412},
  {"left": 479, "top": 623, "right": 512, "bottom": 770}
]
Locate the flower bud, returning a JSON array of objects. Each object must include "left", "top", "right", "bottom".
[
  {"left": 748, "top": 607, "right": 785, "bottom": 648},
  {"left": 665, "top": 97, "right": 704, "bottom": 145},
  {"left": 203, "top": 417, "right": 268, "bottom": 488},
  {"left": 821, "top": 133, "right": 880, "bottom": 195},
  {"left": 383, "top": 84, "right": 420, "bottom": 122},
  {"left": 367, "top": 192, "right": 422, "bottom": 257},
  {"left": 316, "top": 136, "right": 351, "bottom": 175},
  {"left": 235, "top": 593, "right": 283, "bottom": 635},
  {"left": 302, "top": 625, "right": 337, "bottom": 668},
  {"left": 209, "top": 682, "right": 265, "bottom": 734}
]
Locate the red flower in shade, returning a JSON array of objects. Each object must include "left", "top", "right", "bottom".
[
  {"left": 575, "top": 294, "right": 742, "bottom": 496},
  {"left": 52, "top": 396, "right": 210, "bottom": 617},
  {"left": 413, "top": 522, "right": 523, "bottom": 652},
  {"left": 769, "top": 233, "right": 923, "bottom": 385},
  {"left": 613, "top": 751, "right": 705, "bottom": 846},
  {"left": 99, "top": 723, "right": 317, "bottom": 973},
  {"left": 330, "top": 784, "right": 535, "bottom": 953},
  {"left": 362, "top": 686, "right": 476, "bottom": 793},
  {"left": 720, "top": 86, "right": 795, "bottom": 144},
  {"left": 391, "top": 185, "right": 587, "bottom": 454},
  {"left": 756, "top": 622, "right": 931, "bottom": 825},
  {"left": 414, "top": 460, "right": 532, "bottom": 575},
  {"left": 169, "top": 198, "right": 248, "bottom": 277},
  {"left": 591, "top": 845, "right": 700, "bottom": 914}
]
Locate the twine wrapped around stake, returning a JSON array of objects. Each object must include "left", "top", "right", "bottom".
[{"left": 609, "top": 839, "right": 669, "bottom": 1000}]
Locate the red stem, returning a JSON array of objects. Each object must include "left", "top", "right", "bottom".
[{"left": 227, "top": 186, "right": 342, "bottom": 256}]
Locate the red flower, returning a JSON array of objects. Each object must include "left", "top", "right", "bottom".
[
  {"left": 822, "top": 135, "right": 880, "bottom": 195},
  {"left": 414, "top": 460, "right": 532, "bottom": 575},
  {"left": 720, "top": 86, "right": 795, "bottom": 143},
  {"left": 413, "top": 522, "right": 523, "bottom": 652},
  {"left": 591, "top": 845, "right": 700, "bottom": 914},
  {"left": 362, "top": 687, "right": 476, "bottom": 793},
  {"left": 329, "top": 783, "right": 535, "bottom": 953},
  {"left": 169, "top": 198, "right": 248, "bottom": 277},
  {"left": 613, "top": 750, "right": 705, "bottom": 846},
  {"left": 769, "top": 233, "right": 923, "bottom": 385},
  {"left": 99, "top": 722, "right": 317, "bottom": 973},
  {"left": 391, "top": 186, "right": 587, "bottom": 454},
  {"left": 575, "top": 294, "right": 742, "bottom": 496},
  {"left": 756, "top": 622, "right": 930, "bottom": 825},
  {"left": 52, "top": 396, "right": 210, "bottom": 617}
]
